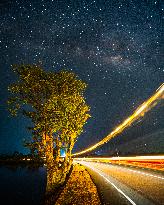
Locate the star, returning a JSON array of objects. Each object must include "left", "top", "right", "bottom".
[{"left": 0, "top": 0, "right": 163, "bottom": 155}]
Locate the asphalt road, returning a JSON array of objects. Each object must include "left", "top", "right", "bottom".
[{"left": 76, "top": 161, "right": 164, "bottom": 205}]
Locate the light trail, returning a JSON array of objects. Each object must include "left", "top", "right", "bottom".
[
  {"left": 76, "top": 155, "right": 164, "bottom": 161},
  {"left": 75, "top": 156, "right": 164, "bottom": 172},
  {"left": 76, "top": 158, "right": 164, "bottom": 180},
  {"left": 72, "top": 83, "right": 164, "bottom": 156},
  {"left": 127, "top": 169, "right": 164, "bottom": 180},
  {"left": 80, "top": 162, "right": 137, "bottom": 205}
]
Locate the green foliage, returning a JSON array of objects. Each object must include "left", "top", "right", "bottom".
[{"left": 8, "top": 64, "right": 90, "bottom": 159}]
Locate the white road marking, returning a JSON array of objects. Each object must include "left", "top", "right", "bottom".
[
  {"left": 83, "top": 163, "right": 137, "bottom": 205},
  {"left": 127, "top": 168, "right": 164, "bottom": 180},
  {"left": 101, "top": 163, "right": 164, "bottom": 180}
]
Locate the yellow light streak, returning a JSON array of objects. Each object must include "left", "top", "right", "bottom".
[
  {"left": 75, "top": 155, "right": 164, "bottom": 161},
  {"left": 72, "top": 83, "right": 164, "bottom": 157}
]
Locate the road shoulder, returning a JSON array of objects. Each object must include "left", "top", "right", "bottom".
[{"left": 55, "top": 163, "right": 101, "bottom": 205}]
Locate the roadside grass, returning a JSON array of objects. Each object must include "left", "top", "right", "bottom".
[{"left": 55, "top": 163, "right": 101, "bottom": 205}]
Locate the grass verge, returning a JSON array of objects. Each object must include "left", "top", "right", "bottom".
[{"left": 55, "top": 163, "right": 101, "bottom": 205}]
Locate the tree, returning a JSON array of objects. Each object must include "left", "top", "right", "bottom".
[{"left": 8, "top": 64, "right": 90, "bottom": 190}]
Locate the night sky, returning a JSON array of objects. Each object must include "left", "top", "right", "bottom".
[{"left": 0, "top": 0, "right": 163, "bottom": 155}]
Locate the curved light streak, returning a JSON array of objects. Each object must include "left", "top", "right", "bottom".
[{"left": 72, "top": 83, "right": 164, "bottom": 156}]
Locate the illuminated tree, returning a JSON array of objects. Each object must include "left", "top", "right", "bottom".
[{"left": 8, "top": 64, "right": 90, "bottom": 190}]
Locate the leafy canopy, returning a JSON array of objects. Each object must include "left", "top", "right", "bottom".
[{"left": 8, "top": 64, "right": 90, "bottom": 153}]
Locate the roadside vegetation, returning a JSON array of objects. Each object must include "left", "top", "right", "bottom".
[
  {"left": 7, "top": 64, "right": 90, "bottom": 194},
  {"left": 0, "top": 152, "right": 43, "bottom": 167},
  {"left": 55, "top": 163, "right": 101, "bottom": 205}
]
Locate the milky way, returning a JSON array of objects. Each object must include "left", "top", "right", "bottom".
[{"left": 0, "top": 0, "right": 163, "bottom": 154}]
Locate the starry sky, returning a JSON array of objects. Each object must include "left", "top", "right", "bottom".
[{"left": 0, "top": 0, "right": 163, "bottom": 155}]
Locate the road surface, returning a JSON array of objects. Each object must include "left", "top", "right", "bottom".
[{"left": 76, "top": 161, "right": 164, "bottom": 205}]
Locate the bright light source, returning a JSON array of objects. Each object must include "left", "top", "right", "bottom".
[{"left": 72, "top": 83, "right": 164, "bottom": 156}]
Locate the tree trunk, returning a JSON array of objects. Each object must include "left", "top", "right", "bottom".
[
  {"left": 63, "top": 139, "right": 74, "bottom": 174},
  {"left": 54, "top": 137, "right": 60, "bottom": 164},
  {"left": 42, "top": 133, "right": 54, "bottom": 165},
  {"left": 43, "top": 134, "right": 66, "bottom": 194}
]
